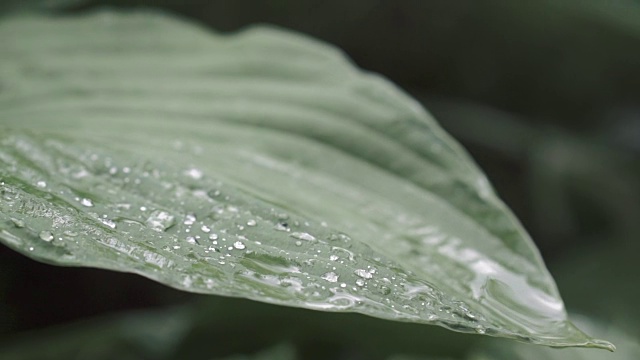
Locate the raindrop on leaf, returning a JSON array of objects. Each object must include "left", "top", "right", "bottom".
[
  {"left": 321, "top": 272, "right": 339, "bottom": 283},
  {"left": 146, "top": 210, "right": 176, "bottom": 232},
  {"left": 38, "top": 230, "right": 54, "bottom": 242}
]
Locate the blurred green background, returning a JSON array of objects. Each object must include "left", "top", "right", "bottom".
[{"left": 1, "top": 1, "right": 639, "bottom": 359}]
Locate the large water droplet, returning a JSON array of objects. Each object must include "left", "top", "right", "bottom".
[
  {"left": 186, "top": 236, "right": 198, "bottom": 245},
  {"left": 290, "top": 232, "right": 315, "bottom": 242},
  {"left": 79, "top": 198, "right": 94, "bottom": 207},
  {"left": 354, "top": 269, "right": 373, "bottom": 279},
  {"left": 246, "top": 219, "right": 257, "bottom": 227},
  {"left": 10, "top": 218, "right": 25, "bottom": 228},
  {"left": 101, "top": 218, "right": 117, "bottom": 229},
  {"left": 146, "top": 210, "right": 176, "bottom": 232},
  {"left": 185, "top": 168, "right": 203, "bottom": 180},
  {"left": 39, "top": 230, "right": 54, "bottom": 242},
  {"left": 233, "top": 241, "right": 246, "bottom": 250},
  {"left": 331, "top": 246, "right": 355, "bottom": 261},
  {"left": 321, "top": 272, "right": 339, "bottom": 283},
  {"left": 183, "top": 213, "right": 197, "bottom": 225}
]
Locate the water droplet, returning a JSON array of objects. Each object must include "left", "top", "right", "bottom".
[
  {"left": 116, "top": 203, "right": 131, "bottom": 210},
  {"left": 72, "top": 169, "right": 90, "bottom": 179},
  {"left": 246, "top": 219, "right": 257, "bottom": 227},
  {"left": 201, "top": 225, "right": 211, "bottom": 233},
  {"left": 10, "top": 218, "right": 25, "bottom": 228},
  {"left": 63, "top": 230, "right": 78, "bottom": 237},
  {"left": 185, "top": 168, "right": 203, "bottom": 180},
  {"left": 356, "top": 279, "right": 365, "bottom": 287},
  {"left": 186, "top": 236, "right": 198, "bottom": 245},
  {"left": 101, "top": 218, "right": 117, "bottom": 229},
  {"left": 38, "top": 230, "right": 54, "bottom": 242},
  {"left": 329, "top": 255, "right": 339, "bottom": 261},
  {"left": 464, "top": 311, "right": 477, "bottom": 321},
  {"left": 340, "top": 283, "right": 347, "bottom": 288},
  {"left": 183, "top": 213, "right": 197, "bottom": 225},
  {"left": 146, "top": 210, "right": 176, "bottom": 232},
  {"left": 295, "top": 241, "right": 302, "bottom": 246},
  {"left": 209, "top": 233, "right": 218, "bottom": 240},
  {"left": 290, "top": 232, "right": 315, "bottom": 242},
  {"left": 274, "top": 223, "right": 289, "bottom": 232},
  {"left": 328, "top": 233, "right": 352, "bottom": 242},
  {"left": 321, "top": 272, "right": 339, "bottom": 283},
  {"left": 207, "top": 189, "right": 221, "bottom": 198},
  {"left": 233, "top": 241, "right": 246, "bottom": 250},
  {"left": 354, "top": 269, "right": 373, "bottom": 279},
  {"left": 36, "top": 181, "right": 47, "bottom": 188},
  {"left": 377, "top": 285, "right": 391, "bottom": 295},
  {"left": 331, "top": 247, "right": 356, "bottom": 261},
  {"left": 80, "top": 198, "right": 94, "bottom": 207},
  {"left": 475, "top": 326, "right": 486, "bottom": 334}
]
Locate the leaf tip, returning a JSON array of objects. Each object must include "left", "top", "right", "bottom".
[{"left": 589, "top": 338, "right": 616, "bottom": 352}]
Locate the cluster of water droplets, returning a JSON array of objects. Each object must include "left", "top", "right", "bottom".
[{"left": 0, "top": 134, "right": 494, "bottom": 336}]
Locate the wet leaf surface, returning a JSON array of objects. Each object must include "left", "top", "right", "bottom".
[{"left": 0, "top": 11, "right": 611, "bottom": 349}]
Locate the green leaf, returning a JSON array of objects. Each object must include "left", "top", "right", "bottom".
[
  {"left": 0, "top": 11, "right": 612, "bottom": 350},
  {"left": 469, "top": 315, "right": 639, "bottom": 360},
  {"left": 0, "top": 306, "right": 193, "bottom": 360}
]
